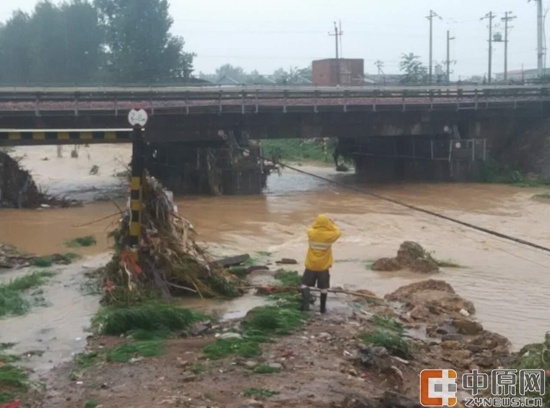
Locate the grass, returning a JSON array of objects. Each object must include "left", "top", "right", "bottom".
[
  {"left": 85, "top": 401, "right": 100, "bottom": 408},
  {"left": 0, "top": 393, "right": 15, "bottom": 404},
  {"left": 370, "top": 314, "right": 404, "bottom": 334},
  {"left": 74, "top": 352, "right": 99, "bottom": 368},
  {"left": 481, "top": 159, "right": 550, "bottom": 187},
  {"left": 202, "top": 338, "right": 262, "bottom": 360},
  {"left": 94, "top": 302, "right": 202, "bottom": 336},
  {"left": 434, "top": 259, "right": 462, "bottom": 268},
  {"left": 360, "top": 330, "right": 411, "bottom": 360},
  {"left": 261, "top": 138, "right": 336, "bottom": 163},
  {"left": 0, "top": 271, "right": 55, "bottom": 317},
  {"left": 535, "top": 192, "right": 550, "bottom": 200},
  {"left": 106, "top": 341, "right": 165, "bottom": 363},
  {"left": 32, "top": 257, "right": 53, "bottom": 268},
  {"left": 191, "top": 363, "right": 205, "bottom": 374},
  {"left": 253, "top": 364, "right": 281, "bottom": 374},
  {"left": 255, "top": 251, "right": 273, "bottom": 257},
  {"left": 63, "top": 252, "right": 81, "bottom": 263},
  {"left": 66, "top": 235, "right": 97, "bottom": 248},
  {"left": 243, "top": 306, "right": 306, "bottom": 335},
  {"left": 0, "top": 364, "right": 28, "bottom": 390},
  {"left": 128, "top": 329, "right": 174, "bottom": 341},
  {"left": 243, "top": 388, "right": 280, "bottom": 399},
  {"left": 227, "top": 266, "right": 249, "bottom": 279},
  {"left": 274, "top": 270, "right": 301, "bottom": 287},
  {"left": 515, "top": 332, "right": 550, "bottom": 407}
]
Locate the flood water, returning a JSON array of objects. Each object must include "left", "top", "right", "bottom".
[{"left": 1, "top": 152, "right": 549, "bottom": 349}]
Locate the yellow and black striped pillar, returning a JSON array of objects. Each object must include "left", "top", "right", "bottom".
[{"left": 129, "top": 128, "right": 144, "bottom": 249}]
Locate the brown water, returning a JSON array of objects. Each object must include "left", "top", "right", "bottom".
[{"left": 1, "top": 165, "right": 549, "bottom": 349}]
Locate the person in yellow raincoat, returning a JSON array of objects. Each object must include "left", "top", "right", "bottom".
[{"left": 301, "top": 215, "right": 341, "bottom": 313}]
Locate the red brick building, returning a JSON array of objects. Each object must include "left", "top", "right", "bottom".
[{"left": 312, "top": 59, "right": 364, "bottom": 86}]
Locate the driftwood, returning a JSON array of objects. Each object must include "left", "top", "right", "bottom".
[
  {"left": 240, "top": 285, "right": 382, "bottom": 301},
  {"left": 217, "top": 254, "right": 250, "bottom": 267}
]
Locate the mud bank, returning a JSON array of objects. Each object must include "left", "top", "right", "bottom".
[{"left": 6, "top": 273, "right": 520, "bottom": 408}]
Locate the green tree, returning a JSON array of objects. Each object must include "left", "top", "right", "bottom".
[
  {"left": 95, "top": 0, "right": 194, "bottom": 83},
  {"left": 0, "top": 1, "right": 103, "bottom": 84},
  {"left": 215, "top": 64, "right": 246, "bottom": 82},
  {"left": 0, "top": 11, "right": 33, "bottom": 84},
  {"left": 399, "top": 53, "right": 427, "bottom": 84}
]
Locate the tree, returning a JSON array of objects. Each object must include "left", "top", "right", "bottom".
[
  {"left": 215, "top": 64, "right": 246, "bottom": 82},
  {"left": 399, "top": 53, "right": 427, "bottom": 84},
  {"left": 0, "top": 11, "right": 33, "bottom": 84},
  {"left": 0, "top": 1, "right": 103, "bottom": 84},
  {"left": 95, "top": 0, "right": 194, "bottom": 83}
]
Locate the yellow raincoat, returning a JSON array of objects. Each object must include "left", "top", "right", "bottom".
[{"left": 305, "top": 215, "right": 341, "bottom": 272}]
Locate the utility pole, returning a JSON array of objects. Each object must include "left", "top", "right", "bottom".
[
  {"left": 502, "top": 12, "right": 517, "bottom": 81},
  {"left": 481, "top": 12, "right": 496, "bottom": 83},
  {"left": 537, "top": 0, "right": 544, "bottom": 76},
  {"left": 446, "top": 30, "right": 455, "bottom": 84},
  {"left": 328, "top": 22, "right": 342, "bottom": 59},
  {"left": 427, "top": 10, "right": 442, "bottom": 84}
]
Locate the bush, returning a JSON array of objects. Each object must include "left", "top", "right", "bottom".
[
  {"left": 274, "top": 270, "right": 301, "bottom": 287},
  {"left": 253, "top": 364, "right": 281, "bottom": 374},
  {"left": 242, "top": 306, "right": 305, "bottom": 335},
  {"left": 66, "top": 235, "right": 97, "bottom": 248},
  {"left": 94, "top": 303, "right": 201, "bottom": 335},
  {"left": 370, "top": 314, "right": 404, "bottom": 334},
  {"left": 32, "top": 257, "right": 53, "bottom": 268},
  {"left": 0, "top": 271, "right": 55, "bottom": 317},
  {"left": 106, "top": 341, "right": 164, "bottom": 363},
  {"left": 361, "top": 330, "right": 411, "bottom": 359}
]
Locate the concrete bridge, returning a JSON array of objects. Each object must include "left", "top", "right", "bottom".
[
  {"left": 0, "top": 85, "right": 548, "bottom": 145},
  {"left": 0, "top": 85, "right": 549, "bottom": 193}
]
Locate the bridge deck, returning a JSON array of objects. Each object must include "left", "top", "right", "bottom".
[{"left": 0, "top": 85, "right": 547, "bottom": 116}]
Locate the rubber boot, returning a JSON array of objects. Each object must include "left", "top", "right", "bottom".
[
  {"left": 320, "top": 293, "right": 328, "bottom": 314},
  {"left": 301, "top": 287, "right": 311, "bottom": 312}
]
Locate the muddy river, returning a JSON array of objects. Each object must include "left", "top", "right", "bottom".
[{"left": 1, "top": 145, "right": 549, "bottom": 352}]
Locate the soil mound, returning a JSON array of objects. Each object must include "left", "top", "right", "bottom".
[{"left": 372, "top": 242, "right": 439, "bottom": 273}]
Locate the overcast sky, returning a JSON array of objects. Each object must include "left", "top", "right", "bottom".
[{"left": 0, "top": 0, "right": 545, "bottom": 79}]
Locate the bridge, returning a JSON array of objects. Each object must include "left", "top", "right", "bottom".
[
  {"left": 0, "top": 85, "right": 548, "bottom": 195},
  {"left": 0, "top": 85, "right": 548, "bottom": 145}
]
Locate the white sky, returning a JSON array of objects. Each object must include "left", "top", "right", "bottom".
[{"left": 0, "top": 0, "right": 545, "bottom": 79}]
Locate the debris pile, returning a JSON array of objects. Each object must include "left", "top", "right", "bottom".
[
  {"left": 372, "top": 241, "right": 440, "bottom": 273},
  {"left": 101, "top": 174, "right": 241, "bottom": 304},
  {"left": 0, "top": 243, "right": 74, "bottom": 269},
  {"left": 0, "top": 151, "right": 77, "bottom": 208}
]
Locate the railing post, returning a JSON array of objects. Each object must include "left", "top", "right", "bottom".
[
  {"left": 283, "top": 90, "right": 287, "bottom": 113},
  {"left": 472, "top": 139, "right": 476, "bottom": 161},
  {"left": 241, "top": 91, "right": 246, "bottom": 115},
  {"left": 255, "top": 90, "right": 259, "bottom": 114},
  {"left": 431, "top": 140, "right": 434, "bottom": 159},
  {"left": 314, "top": 90, "right": 318, "bottom": 113},
  {"left": 218, "top": 90, "right": 223, "bottom": 114},
  {"left": 483, "top": 139, "right": 487, "bottom": 161}
]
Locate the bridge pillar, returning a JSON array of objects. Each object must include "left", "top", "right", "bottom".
[{"left": 144, "top": 135, "right": 269, "bottom": 195}]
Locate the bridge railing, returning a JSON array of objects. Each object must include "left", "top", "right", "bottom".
[{"left": 0, "top": 85, "right": 547, "bottom": 116}]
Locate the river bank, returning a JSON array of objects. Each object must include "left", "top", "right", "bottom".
[{"left": 2, "top": 263, "right": 531, "bottom": 408}]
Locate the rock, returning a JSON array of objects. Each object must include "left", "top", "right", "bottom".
[
  {"left": 244, "top": 400, "right": 264, "bottom": 408},
  {"left": 409, "top": 258, "right": 439, "bottom": 273},
  {"left": 442, "top": 334, "right": 462, "bottom": 342},
  {"left": 276, "top": 258, "right": 298, "bottom": 265},
  {"left": 372, "top": 258, "right": 402, "bottom": 272},
  {"left": 452, "top": 318, "right": 483, "bottom": 335},
  {"left": 381, "top": 391, "right": 423, "bottom": 408},
  {"left": 268, "top": 363, "right": 283, "bottom": 369},
  {"left": 181, "top": 374, "right": 197, "bottom": 383},
  {"left": 245, "top": 361, "right": 258, "bottom": 368},
  {"left": 318, "top": 332, "right": 332, "bottom": 339},
  {"left": 385, "top": 280, "right": 455, "bottom": 302},
  {"left": 410, "top": 305, "right": 430, "bottom": 320},
  {"left": 449, "top": 349, "right": 473, "bottom": 365},
  {"left": 470, "top": 330, "right": 510, "bottom": 351},
  {"left": 219, "top": 332, "right": 242, "bottom": 340},
  {"left": 190, "top": 324, "right": 210, "bottom": 336},
  {"left": 441, "top": 341, "right": 463, "bottom": 350},
  {"left": 246, "top": 265, "right": 270, "bottom": 273},
  {"left": 459, "top": 309, "right": 470, "bottom": 317},
  {"left": 396, "top": 241, "right": 428, "bottom": 264}
]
